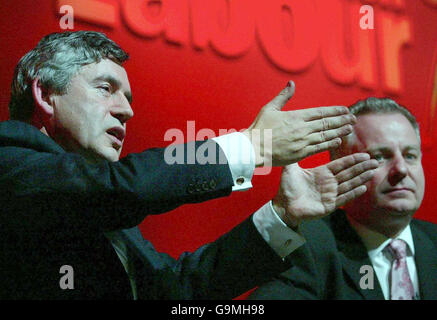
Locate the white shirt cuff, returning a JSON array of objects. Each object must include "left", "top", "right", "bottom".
[
  {"left": 212, "top": 132, "right": 255, "bottom": 191},
  {"left": 252, "top": 201, "right": 306, "bottom": 259}
]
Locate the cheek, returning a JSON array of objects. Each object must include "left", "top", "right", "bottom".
[
  {"left": 77, "top": 101, "right": 107, "bottom": 133},
  {"left": 368, "top": 168, "right": 385, "bottom": 190},
  {"left": 413, "top": 169, "right": 425, "bottom": 200},
  {"left": 365, "top": 169, "right": 387, "bottom": 203},
  {"left": 54, "top": 100, "right": 81, "bottom": 132},
  {"left": 55, "top": 94, "right": 88, "bottom": 123}
]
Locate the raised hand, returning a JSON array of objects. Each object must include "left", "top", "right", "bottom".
[
  {"left": 272, "top": 153, "right": 379, "bottom": 228},
  {"left": 243, "top": 81, "right": 356, "bottom": 167}
]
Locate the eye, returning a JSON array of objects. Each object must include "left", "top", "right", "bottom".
[
  {"left": 98, "top": 84, "right": 111, "bottom": 93},
  {"left": 405, "top": 153, "right": 418, "bottom": 160},
  {"left": 373, "top": 154, "right": 384, "bottom": 161}
]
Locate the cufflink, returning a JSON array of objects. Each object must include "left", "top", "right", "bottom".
[{"left": 236, "top": 177, "right": 245, "bottom": 185}]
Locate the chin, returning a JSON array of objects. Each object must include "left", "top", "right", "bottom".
[
  {"left": 381, "top": 202, "right": 417, "bottom": 216},
  {"left": 89, "top": 147, "right": 120, "bottom": 163}
]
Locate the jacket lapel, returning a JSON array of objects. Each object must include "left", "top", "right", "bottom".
[
  {"left": 411, "top": 221, "right": 437, "bottom": 300},
  {"left": 330, "top": 211, "right": 385, "bottom": 300},
  {"left": 337, "top": 246, "right": 385, "bottom": 300},
  {"left": 117, "top": 226, "right": 188, "bottom": 299},
  {"left": 117, "top": 226, "right": 168, "bottom": 271}
]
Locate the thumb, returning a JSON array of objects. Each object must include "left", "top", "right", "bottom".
[{"left": 265, "top": 80, "right": 295, "bottom": 111}]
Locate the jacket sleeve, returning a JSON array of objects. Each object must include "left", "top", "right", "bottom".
[
  {"left": 121, "top": 219, "right": 293, "bottom": 300},
  {"left": 0, "top": 139, "right": 233, "bottom": 232},
  {"left": 248, "top": 219, "right": 343, "bottom": 300}
]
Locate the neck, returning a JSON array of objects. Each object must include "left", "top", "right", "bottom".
[
  {"left": 39, "top": 126, "right": 104, "bottom": 164},
  {"left": 346, "top": 207, "right": 413, "bottom": 239}
]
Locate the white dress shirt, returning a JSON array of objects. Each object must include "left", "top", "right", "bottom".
[
  {"left": 212, "top": 132, "right": 255, "bottom": 191},
  {"left": 347, "top": 216, "right": 420, "bottom": 299}
]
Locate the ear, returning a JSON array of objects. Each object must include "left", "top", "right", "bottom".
[{"left": 31, "top": 78, "right": 54, "bottom": 130}]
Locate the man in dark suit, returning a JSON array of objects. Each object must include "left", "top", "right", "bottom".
[
  {"left": 0, "top": 31, "right": 376, "bottom": 299},
  {"left": 250, "top": 98, "right": 437, "bottom": 300}
]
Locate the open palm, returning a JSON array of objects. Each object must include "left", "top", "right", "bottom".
[{"left": 273, "top": 153, "right": 378, "bottom": 227}]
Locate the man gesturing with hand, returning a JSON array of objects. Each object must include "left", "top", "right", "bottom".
[{"left": 1, "top": 30, "right": 369, "bottom": 299}]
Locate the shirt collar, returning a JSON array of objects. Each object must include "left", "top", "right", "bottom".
[{"left": 346, "top": 215, "right": 415, "bottom": 259}]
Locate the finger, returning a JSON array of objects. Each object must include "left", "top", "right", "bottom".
[
  {"left": 307, "top": 114, "right": 356, "bottom": 132},
  {"left": 335, "top": 185, "right": 367, "bottom": 207},
  {"left": 265, "top": 80, "right": 295, "bottom": 111},
  {"left": 327, "top": 154, "right": 370, "bottom": 175},
  {"left": 326, "top": 153, "right": 373, "bottom": 175},
  {"left": 335, "top": 159, "right": 379, "bottom": 184},
  {"left": 296, "top": 106, "right": 351, "bottom": 122},
  {"left": 306, "top": 125, "right": 353, "bottom": 146},
  {"left": 302, "top": 138, "right": 342, "bottom": 157},
  {"left": 337, "top": 169, "right": 376, "bottom": 195}
]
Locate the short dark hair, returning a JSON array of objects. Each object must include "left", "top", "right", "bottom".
[
  {"left": 9, "top": 31, "right": 129, "bottom": 122},
  {"left": 349, "top": 97, "right": 420, "bottom": 142},
  {"left": 330, "top": 97, "right": 421, "bottom": 159}
]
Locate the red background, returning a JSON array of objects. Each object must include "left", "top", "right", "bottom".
[{"left": 0, "top": 0, "right": 436, "bottom": 297}]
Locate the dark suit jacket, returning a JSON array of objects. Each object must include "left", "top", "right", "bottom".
[
  {"left": 249, "top": 210, "right": 437, "bottom": 300},
  {"left": 0, "top": 120, "right": 290, "bottom": 299}
]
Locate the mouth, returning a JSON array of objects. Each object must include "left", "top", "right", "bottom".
[
  {"left": 383, "top": 188, "right": 414, "bottom": 196},
  {"left": 106, "top": 127, "right": 126, "bottom": 149}
]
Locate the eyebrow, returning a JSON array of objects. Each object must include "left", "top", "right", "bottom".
[
  {"left": 93, "top": 75, "right": 132, "bottom": 104},
  {"left": 367, "top": 145, "right": 421, "bottom": 153}
]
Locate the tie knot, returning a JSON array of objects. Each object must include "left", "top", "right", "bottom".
[{"left": 387, "top": 239, "right": 407, "bottom": 260}]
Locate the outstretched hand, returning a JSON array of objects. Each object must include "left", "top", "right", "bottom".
[
  {"left": 243, "top": 81, "right": 356, "bottom": 167},
  {"left": 272, "top": 153, "right": 379, "bottom": 228}
]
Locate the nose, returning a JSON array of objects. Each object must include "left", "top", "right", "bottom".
[
  {"left": 111, "top": 94, "right": 134, "bottom": 124},
  {"left": 387, "top": 153, "right": 408, "bottom": 186}
]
